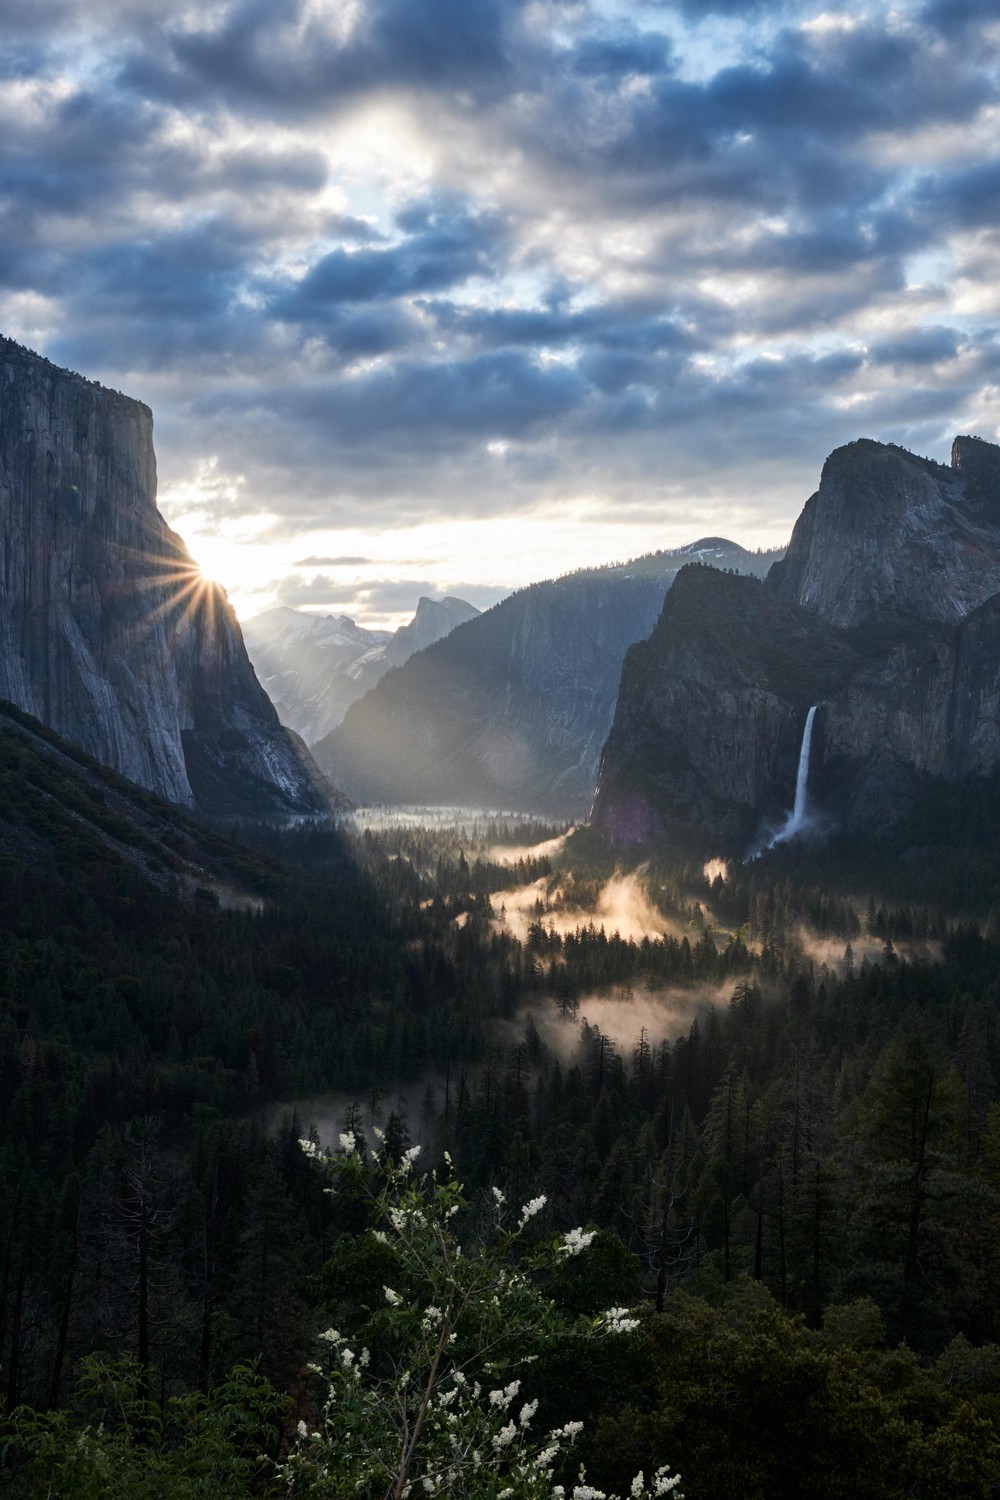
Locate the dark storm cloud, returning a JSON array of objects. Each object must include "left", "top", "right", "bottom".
[
  {"left": 920, "top": 0, "right": 1000, "bottom": 40},
  {"left": 914, "top": 159, "right": 1000, "bottom": 232},
  {"left": 568, "top": 28, "right": 674, "bottom": 78},
  {"left": 868, "top": 328, "right": 962, "bottom": 370}
]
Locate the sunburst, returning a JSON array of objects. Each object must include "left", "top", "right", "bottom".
[{"left": 112, "top": 540, "right": 231, "bottom": 639}]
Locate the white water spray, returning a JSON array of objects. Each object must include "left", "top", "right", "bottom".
[{"left": 765, "top": 704, "right": 818, "bottom": 851}]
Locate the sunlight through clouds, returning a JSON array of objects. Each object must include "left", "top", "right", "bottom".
[{"left": 2, "top": 0, "right": 999, "bottom": 619}]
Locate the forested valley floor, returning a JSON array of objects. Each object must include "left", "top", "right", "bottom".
[{"left": 3, "top": 715, "right": 1000, "bottom": 1496}]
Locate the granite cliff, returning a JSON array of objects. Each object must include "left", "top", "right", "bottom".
[
  {"left": 315, "top": 541, "right": 782, "bottom": 814},
  {"left": 768, "top": 437, "right": 1000, "bottom": 627},
  {"left": 593, "top": 436, "right": 1000, "bottom": 851},
  {"left": 0, "top": 337, "right": 331, "bottom": 817}
]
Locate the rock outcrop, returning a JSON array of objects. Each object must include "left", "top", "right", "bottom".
[
  {"left": 315, "top": 541, "right": 783, "bottom": 814},
  {"left": 0, "top": 336, "right": 332, "bottom": 817},
  {"left": 768, "top": 438, "right": 1000, "bottom": 627},
  {"left": 593, "top": 436, "right": 1000, "bottom": 851}
]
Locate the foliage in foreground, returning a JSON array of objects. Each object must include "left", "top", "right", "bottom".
[
  {"left": 282, "top": 1135, "right": 683, "bottom": 1500},
  {"left": 1, "top": 1358, "right": 275, "bottom": 1498}
]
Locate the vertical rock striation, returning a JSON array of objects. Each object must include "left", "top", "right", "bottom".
[{"left": 0, "top": 336, "right": 331, "bottom": 816}]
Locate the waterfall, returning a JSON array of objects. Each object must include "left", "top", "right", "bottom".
[
  {"left": 789, "top": 703, "right": 817, "bottom": 832},
  {"left": 766, "top": 704, "right": 818, "bottom": 851}
]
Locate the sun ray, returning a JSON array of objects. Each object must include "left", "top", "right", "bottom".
[{"left": 104, "top": 539, "right": 232, "bottom": 639}]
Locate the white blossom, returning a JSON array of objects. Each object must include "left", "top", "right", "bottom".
[
  {"left": 492, "top": 1421, "right": 517, "bottom": 1449},
  {"left": 296, "top": 1419, "right": 308, "bottom": 1439},
  {"left": 298, "top": 1137, "right": 320, "bottom": 1159},
  {"left": 384, "top": 1286, "right": 403, "bottom": 1307},
  {"left": 518, "top": 1194, "right": 547, "bottom": 1227},
  {"left": 599, "top": 1306, "right": 640, "bottom": 1334},
  {"left": 519, "top": 1399, "right": 538, "bottom": 1428},
  {"left": 488, "top": 1379, "right": 520, "bottom": 1409},
  {"left": 338, "top": 1130, "right": 357, "bottom": 1156},
  {"left": 560, "top": 1227, "right": 597, "bottom": 1256}
]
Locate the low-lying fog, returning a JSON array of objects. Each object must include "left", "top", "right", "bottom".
[
  {"left": 272, "top": 982, "right": 730, "bottom": 1155},
  {"left": 492, "top": 868, "right": 686, "bottom": 945}
]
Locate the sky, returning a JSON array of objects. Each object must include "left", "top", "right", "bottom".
[{"left": 3, "top": 0, "right": 1000, "bottom": 626}]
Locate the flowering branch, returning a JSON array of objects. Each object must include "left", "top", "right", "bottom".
[{"left": 284, "top": 1136, "right": 683, "bottom": 1500}]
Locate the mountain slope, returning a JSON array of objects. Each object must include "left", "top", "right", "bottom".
[
  {"left": 242, "top": 595, "right": 479, "bottom": 746},
  {"left": 0, "top": 336, "right": 331, "bottom": 817},
  {"left": 315, "top": 541, "right": 782, "bottom": 813},
  {"left": 0, "top": 696, "right": 281, "bottom": 899}
]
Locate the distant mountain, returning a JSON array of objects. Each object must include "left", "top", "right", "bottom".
[
  {"left": 314, "top": 540, "right": 783, "bottom": 814},
  {"left": 242, "top": 595, "right": 480, "bottom": 746},
  {"left": 0, "top": 336, "right": 333, "bottom": 818},
  {"left": 592, "top": 436, "right": 1000, "bottom": 851}
]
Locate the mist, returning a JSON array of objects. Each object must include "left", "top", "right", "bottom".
[
  {"left": 794, "top": 925, "right": 942, "bottom": 971},
  {"left": 492, "top": 867, "right": 685, "bottom": 945},
  {"left": 513, "top": 983, "right": 733, "bottom": 1062}
]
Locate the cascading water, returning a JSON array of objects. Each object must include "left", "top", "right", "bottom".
[{"left": 764, "top": 703, "right": 818, "bottom": 851}]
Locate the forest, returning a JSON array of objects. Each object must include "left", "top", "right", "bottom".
[{"left": 2, "top": 711, "right": 1000, "bottom": 1496}]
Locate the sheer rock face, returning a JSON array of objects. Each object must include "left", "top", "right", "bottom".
[
  {"left": 591, "top": 569, "right": 861, "bottom": 848},
  {"left": 593, "top": 436, "right": 1000, "bottom": 851},
  {"left": 768, "top": 438, "right": 1000, "bottom": 627},
  {"left": 0, "top": 337, "right": 331, "bottom": 816}
]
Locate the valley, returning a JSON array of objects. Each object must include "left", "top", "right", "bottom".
[{"left": 3, "top": 337, "right": 1000, "bottom": 1497}]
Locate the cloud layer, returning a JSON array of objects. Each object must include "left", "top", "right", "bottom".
[{"left": 3, "top": 1, "right": 1000, "bottom": 619}]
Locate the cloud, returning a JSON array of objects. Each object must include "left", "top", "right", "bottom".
[
  {"left": 275, "top": 574, "right": 505, "bottom": 615},
  {"left": 2, "top": 0, "right": 1000, "bottom": 604},
  {"left": 271, "top": 198, "right": 506, "bottom": 316},
  {"left": 120, "top": 0, "right": 530, "bottom": 118}
]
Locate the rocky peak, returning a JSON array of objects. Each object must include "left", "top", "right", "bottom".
[
  {"left": 383, "top": 595, "right": 481, "bottom": 668},
  {"left": 593, "top": 433, "right": 1000, "bottom": 851},
  {"left": 767, "top": 435, "right": 1000, "bottom": 628}
]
